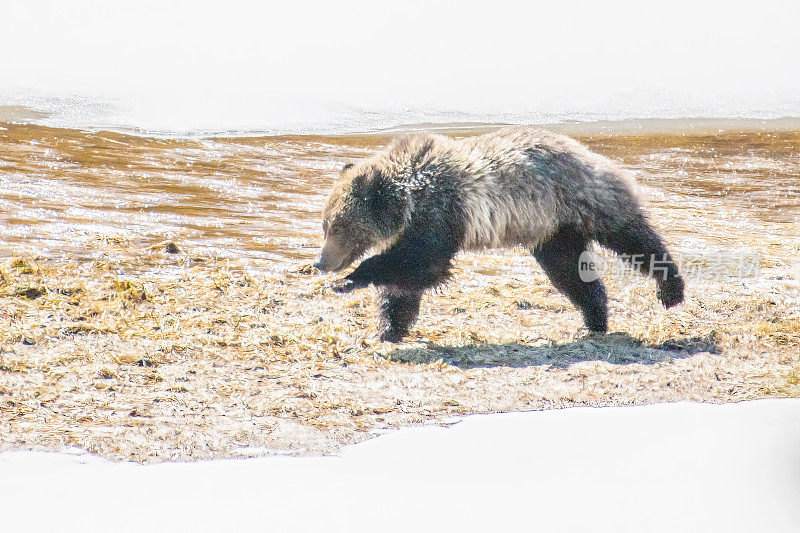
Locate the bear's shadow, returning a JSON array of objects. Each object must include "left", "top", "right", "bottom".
[{"left": 384, "top": 331, "right": 720, "bottom": 369}]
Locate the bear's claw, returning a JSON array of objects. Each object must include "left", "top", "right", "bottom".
[
  {"left": 331, "top": 278, "right": 367, "bottom": 293},
  {"left": 331, "top": 279, "right": 355, "bottom": 293}
]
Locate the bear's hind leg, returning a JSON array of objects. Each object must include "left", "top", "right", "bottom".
[
  {"left": 377, "top": 288, "right": 423, "bottom": 342},
  {"left": 596, "top": 217, "right": 684, "bottom": 308},
  {"left": 533, "top": 227, "right": 608, "bottom": 333}
]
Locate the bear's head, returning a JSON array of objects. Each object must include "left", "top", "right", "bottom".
[{"left": 314, "top": 160, "right": 410, "bottom": 272}]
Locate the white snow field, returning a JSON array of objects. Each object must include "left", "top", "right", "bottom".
[
  {"left": 3, "top": 1, "right": 800, "bottom": 134},
  {"left": 2, "top": 399, "right": 799, "bottom": 532}
]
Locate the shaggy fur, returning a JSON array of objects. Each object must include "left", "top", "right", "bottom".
[{"left": 315, "top": 127, "right": 684, "bottom": 342}]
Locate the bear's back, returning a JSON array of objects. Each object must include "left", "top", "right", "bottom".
[{"left": 453, "top": 127, "right": 639, "bottom": 250}]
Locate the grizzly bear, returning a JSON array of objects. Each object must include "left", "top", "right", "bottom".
[{"left": 314, "top": 127, "right": 684, "bottom": 342}]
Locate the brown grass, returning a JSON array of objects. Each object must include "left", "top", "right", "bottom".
[
  {"left": 1, "top": 214, "right": 798, "bottom": 462},
  {"left": 1, "top": 123, "right": 798, "bottom": 462}
]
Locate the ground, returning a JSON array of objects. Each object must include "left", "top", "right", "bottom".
[
  {"left": 1, "top": 213, "right": 798, "bottom": 461},
  {"left": 1, "top": 128, "right": 799, "bottom": 462}
]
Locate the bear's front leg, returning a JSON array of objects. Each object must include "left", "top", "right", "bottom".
[
  {"left": 329, "top": 256, "right": 383, "bottom": 293},
  {"left": 377, "top": 288, "right": 423, "bottom": 342},
  {"left": 330, "top": 212, "right": 461, "bottom": 294}
]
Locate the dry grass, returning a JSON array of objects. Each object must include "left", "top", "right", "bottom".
[
  {"left": 1, "top": 215, "right": 798, "bottom": 462},
  {"left": 2, "top": 124, "right": 798, "bottom": 462}
]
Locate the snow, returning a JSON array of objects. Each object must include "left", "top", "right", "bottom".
[
  {"left": 3, "top": 399, "right": 799, "bottom": 532},
  {"left": 2, "top": 1, "right": 800, "bottom": 133}
]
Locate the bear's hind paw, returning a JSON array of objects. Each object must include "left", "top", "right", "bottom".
[{"left": 658, "top": 276, "right": 685, "bottom": 308}]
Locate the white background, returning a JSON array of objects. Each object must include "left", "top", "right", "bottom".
[
  {"left": 3, "top": 400, "right": 800, "bottom": 532},
  {"left": 2, "top": 0, "right": 799, "bottom": 132}
]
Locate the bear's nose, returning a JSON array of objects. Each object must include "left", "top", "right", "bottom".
[{"left": 312, "top": 257, "right": 325, "bottom": 271}]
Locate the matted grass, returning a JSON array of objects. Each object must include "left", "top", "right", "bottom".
[
  {"left": 1, "top": 125, "right": 798, "bottom": 461},
  {"left": 1, "top": 212, "right": 798, "bottom": 462}
]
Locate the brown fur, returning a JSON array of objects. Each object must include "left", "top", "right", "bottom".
[{"left": 316, "top": 127, "right": 683, "bottom": 341}]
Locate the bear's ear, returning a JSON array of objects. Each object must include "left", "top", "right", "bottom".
[{"left": 341, "top": 162, "right": 354, "bottom": 172}]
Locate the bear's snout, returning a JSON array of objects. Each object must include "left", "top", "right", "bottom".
[
  {"left": 314, "top": 236, "right": 357, "bottom": 272},
  {"left": 312, "top": 253, "right": 335, "bottom": 272},
  {"left": 312, "top": 256, "right": 328, "bottom": 271}
]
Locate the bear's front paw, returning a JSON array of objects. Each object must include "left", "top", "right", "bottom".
[{"left": 331, "top": 277, "right": 366, "bottom": 294}]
